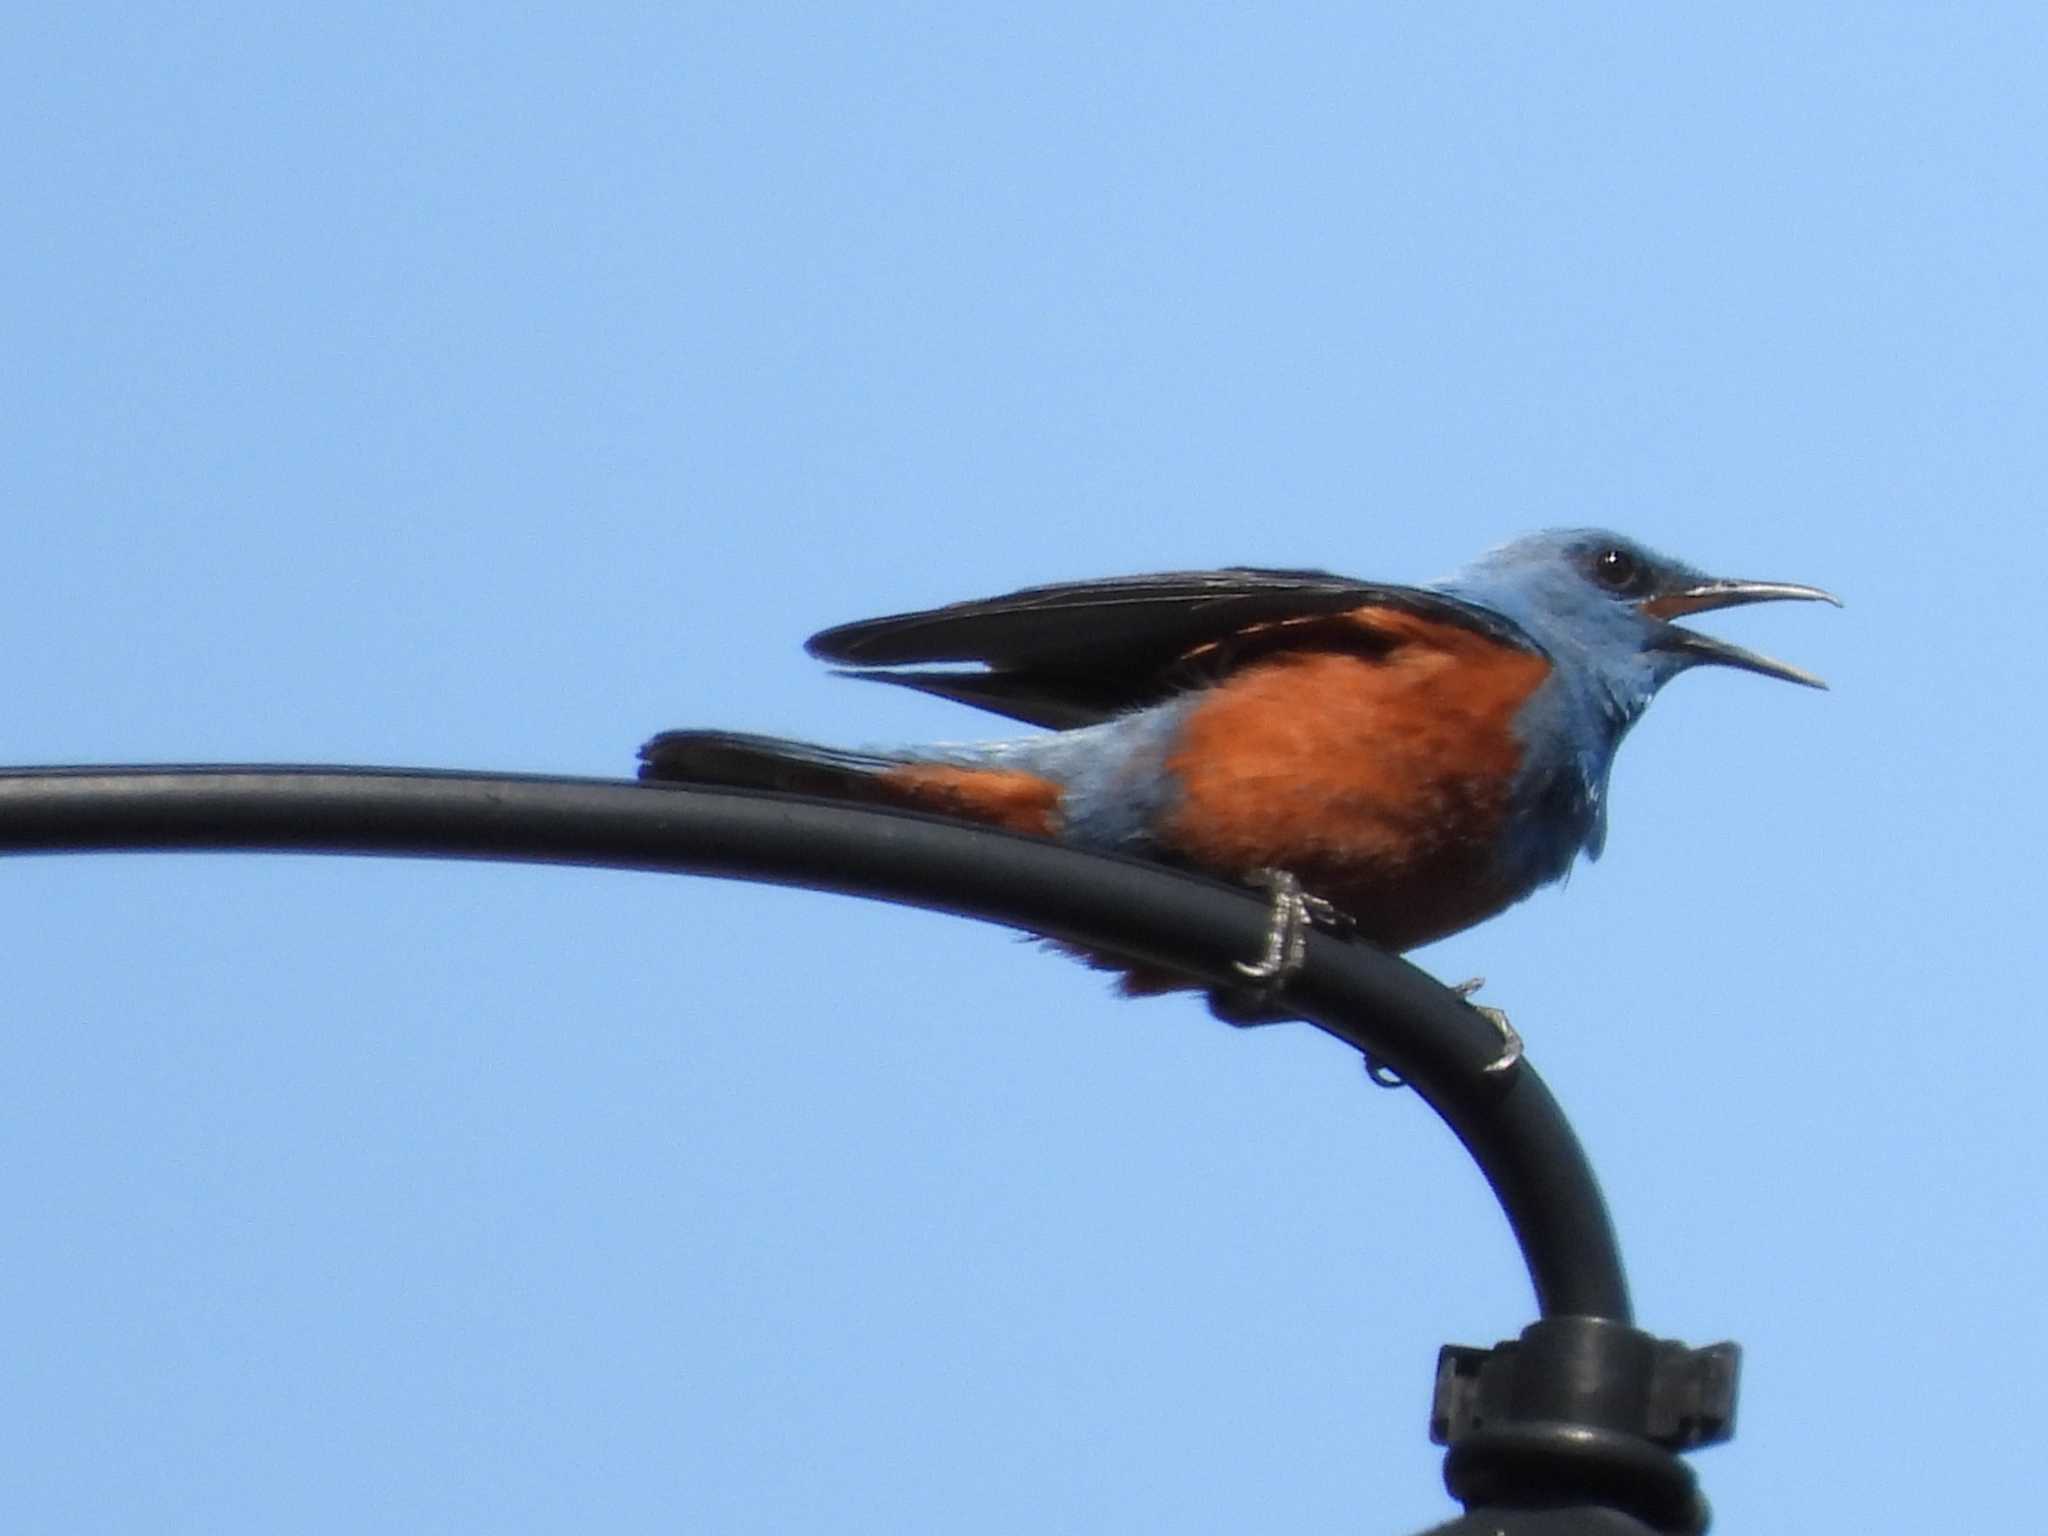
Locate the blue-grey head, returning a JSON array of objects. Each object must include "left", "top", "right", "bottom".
[
  {"left": 1436, "top": 528, "right": 1839, "bottom": 876},
  {"left": 1440, "top": 528, "right": 1839, "bottom": 717}
]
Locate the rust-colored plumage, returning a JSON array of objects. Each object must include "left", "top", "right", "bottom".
[
  {"left": 1160, "top": 611, "right": 1551, "bottom": 952},
  {"left": 876, "top": 763, "right": 1064, "bottom": 836}
]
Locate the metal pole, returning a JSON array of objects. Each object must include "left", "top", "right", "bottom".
[{"left": 0, "top": 764, "right": 1735, "bottom": 1530}]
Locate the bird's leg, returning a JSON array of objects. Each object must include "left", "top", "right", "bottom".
[
  {"left": 1232, "top": 868, "right": 1343, "bottom": 984},
  {"left": 1450, "top": 977, "right": 1524, "bottom": 1075},
  {"left": 1208, "top": 868, "right": 1347, "bottom": 1027}
]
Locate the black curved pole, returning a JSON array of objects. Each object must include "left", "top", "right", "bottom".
[{"left": 0, "top": 764, "right": 1630, "bottom": 1322}]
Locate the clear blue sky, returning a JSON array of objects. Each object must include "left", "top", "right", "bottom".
[{"left": 5, "top": 5, "right": 2040, "bottom": 1530}]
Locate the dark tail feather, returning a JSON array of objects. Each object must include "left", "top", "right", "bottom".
[
  {"left": 644, "top": 730, "right": 1202, "bottom": 999},
  {"left": 637, "top": 730, "right": 900, "bottom": 801}
]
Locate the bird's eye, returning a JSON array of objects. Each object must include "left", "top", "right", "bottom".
[{"left": 1591, "top": 547, "right": 1644, "bottom": 592}]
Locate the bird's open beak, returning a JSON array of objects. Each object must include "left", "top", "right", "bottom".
[{"left": 1640, "top": 579, "right": 1842, "bottom": 689}]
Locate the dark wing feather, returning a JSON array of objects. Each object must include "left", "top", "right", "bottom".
[
  {"left": 808, "top": 568, "right": 1538, "bottom": 728},
  {"left": 808, "top": 568, "right": 1386, "bottom": 668},
  {"left": 829, "top": 668, "right": 1148, "bottom": 731}
]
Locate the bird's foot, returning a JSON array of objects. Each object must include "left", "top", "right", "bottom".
[
  {"left": 1359, "top": 977, "right": 1522, "bottom": 1089},
  {"left": 1208, "top": 869, "right": 1347, "bottom": 1028},
  {"left": 1451, "top": 977, "right": 1523, "bottom": 1075},
  {"left": 1231, "top": 868, "right": 1343, "bottom": 984}
]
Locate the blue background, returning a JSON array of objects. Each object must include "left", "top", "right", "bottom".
[{"left": 6, "top": 5, "right": 2039, "bottom": 1530}]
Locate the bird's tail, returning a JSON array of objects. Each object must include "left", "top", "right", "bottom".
[
  {"left": 640, "top": 729, "right": 1196, "bottom": 998},
  {"left": 637, "top": 729, "right": 1066, "bottom": 837},
  {"left": 638, "top": 730, "right": 902, "bottom": 800}
]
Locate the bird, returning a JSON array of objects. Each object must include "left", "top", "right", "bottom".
[{"left": 639, "top": 530, "right": 1836, "bottom": 1011}]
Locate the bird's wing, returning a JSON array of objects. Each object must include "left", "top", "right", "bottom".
[{"left": 808, "top": 568, "right": 1541, "bottom": 728}]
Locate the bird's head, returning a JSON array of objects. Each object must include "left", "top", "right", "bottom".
[{"left": 1440, "top": 528, "right": 1840, "bottom": 722}]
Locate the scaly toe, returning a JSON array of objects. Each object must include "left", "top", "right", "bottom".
[
  {"left": 1232, "top": 868, "right": 1313, "bottom": 984},
  {"left": 1472, "top": 1004, "right": 1522, "bottom": 1074}
]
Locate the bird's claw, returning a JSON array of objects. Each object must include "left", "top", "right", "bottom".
[
  {"left": 1231, "top": 868, "right": 1342, "bottom": 985},
  {"left": 1220, "top": 882, "right": 1520, "bottom": 1082},
  {"left": 1451, "top": 977, "right": 1523, "bottom": 1074},
  {"left": 1361, "top": 978, "right": 1522, "bottom": 1089}
]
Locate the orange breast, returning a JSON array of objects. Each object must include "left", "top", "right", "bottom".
[{"left": 1158, "top": 610, "right": 1551, "bottom": 950}]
